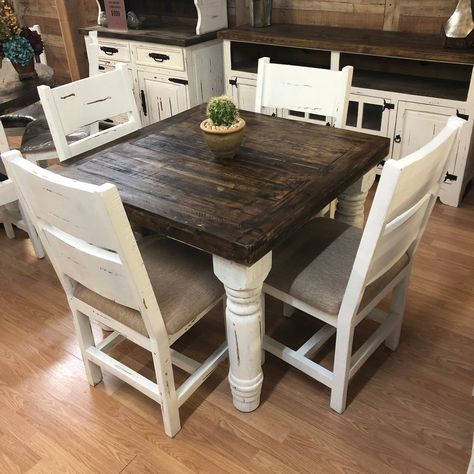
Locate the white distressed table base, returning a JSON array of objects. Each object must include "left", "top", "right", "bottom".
[
  {"left": 213, "top": 253, "right": 272, "bottom": 412},
  {"left": 335, "top": 168, "right": 376, "bottom": 228}
]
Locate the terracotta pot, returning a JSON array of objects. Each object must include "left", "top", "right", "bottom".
[
  {"left": 12, "top": 60, "right": 37, "bottom": 80},
  {"left": 200, "top": 118, "right": 246, "bottom": 159}
]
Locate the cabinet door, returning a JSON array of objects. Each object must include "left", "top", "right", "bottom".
[
  {"left": 345, "top": 95, "right": 392, "bottom": 136},
  {"left": 392, "top": 101, "right": 460, "bottom": 172},
  {"left": 228, "top": 76, "right": 258, "bottom": 112},
  {"left": 138, "top": 71, "right": 188, "bottom": 125}
]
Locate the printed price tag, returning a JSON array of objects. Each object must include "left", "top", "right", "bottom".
[{"left": 104, "top": 0, "right": 127, "bottom": 30}]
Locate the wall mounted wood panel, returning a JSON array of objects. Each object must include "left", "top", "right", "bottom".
[{"left": 228, "top": 0, "right": 459, "bottom": 34}]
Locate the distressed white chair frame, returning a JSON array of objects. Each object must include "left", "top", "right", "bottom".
[
  {"left": 37, "top": 63, "right": 141, "bottom": 162},
  {"left": 255, "top": 57, "right": 353, "bottom": 218},
  {"left": 263, "top": 116, "right": 465, "bottom": 413},
  {"left": 255, "top": 57, "right": 353, "bottom": 129},
  {"left": 3, "top": 150, "right": 227, "bottom": 437},
  {"left": 85, "top": 30, "right": 100, "bottom": 78},
  {"left": 0, "top": 123, "right": 44, "bottom": 257}
]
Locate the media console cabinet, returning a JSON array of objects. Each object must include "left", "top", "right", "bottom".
[{"left": 219, "top": 25, "right": 474, "bottom": 207}]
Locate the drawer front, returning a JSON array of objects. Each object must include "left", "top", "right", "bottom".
[
  {"left": 98, "top": 40, "right": 131, "bottom": 62},
  {"left": 135, "top": 44, "right": 184, "bottom": 71}
]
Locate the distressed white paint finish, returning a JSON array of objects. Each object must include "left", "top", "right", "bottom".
[
  {"left": 85, "top": 31, "right": 100, "bottom": 77},
  {"left": 0, "top": 123, "right": 44, "bottom": 257},
  {"left": 264, "top": 116, "right": 465, "bottom": 413},
  {"left": 3, "top": 150, "right": 227, "bottom": 437},
  {"left": 213, "top": 252, "right": 271, "bottom": 412},
  {"left": 255, "top": 57, "right": 353, "bottom": 129},
  {"left": 37, "top": 63, "right": 141, "bottom": 161},
  {"left": 194, "top": 0, "right": 228, "bottom": 35},
  {"left": 335, "top": 167, "right": 377, "bottom": 228}
]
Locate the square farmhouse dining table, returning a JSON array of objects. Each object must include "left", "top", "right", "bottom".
[{"left": 53, "top": 104, "right": 389, "bottom": 412}]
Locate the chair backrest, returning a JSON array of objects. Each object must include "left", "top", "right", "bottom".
[
  {"left": 37, "top": 63, "right": 141, "bottom": 161},
  {"left": 255, "top": 57, "right": 353, "bottom": 128},
  {"left": 342, "top": 115, "right": 465, "bottom": 318},
  {"left": 2, "top": 149, "right": 167, "bottom": 340},
  {"left": 0, "top": 120, "right": 8, "bottom": 154},
  {"left": 85, "top": 30, "right": 100, "bottom": 77},
  {"left": 31, "top": 25, "right": 47, "bottom": 65}
]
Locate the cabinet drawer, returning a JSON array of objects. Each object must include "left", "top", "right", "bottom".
[
  {"left": 98, "top": 40, "right": 131, "bottom": 62},
  {"left": 135, "top": 44, "right": 184, "bottom": 71}
]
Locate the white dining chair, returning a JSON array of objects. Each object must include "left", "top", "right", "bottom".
[
  {"left": 263, "top": 115, "right": 464, "bottom": 413},
  {"left": 255, "top": 57, "right": 353, "bottom": 218},
  {"left": 2, "top": 149, "right": 228, "bottom": 437},
  {"left": 0, "top": 122, "right": 44, "bottom": 257},
  {"left": 37, "top": 62, "right": 141, "bottom": 162},
  {"left": 255, "top": 57, "right": 353, "bottom": 129},
  {"left": 84, "top": 30, "right": 100, "bottom": 77}
]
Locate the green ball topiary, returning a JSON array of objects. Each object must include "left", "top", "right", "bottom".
[{"left": 206, "top": 96, "right": 239, "bottom": 127}]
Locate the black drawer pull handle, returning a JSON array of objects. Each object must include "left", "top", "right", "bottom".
[
  {"left": 168, "top": 78, "right": 188, "bottom": 85},
  {"left": 149, "top": 53, "right": 170, "bottom": 62},
  {"left": 100, "top": 46, "right": 119, "bottom": 55},
  {"left": 98, "top": 65, "right": 105, "bottom": 71},
  {"left": 140, "top": 90, "right": 147, "bottom": 117},
  {"left": 394, "top": 134, "right": 402, "bottom": 143}
]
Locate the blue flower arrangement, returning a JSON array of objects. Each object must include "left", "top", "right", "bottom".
[{"left": 3, "top": 35, "right": 34, "bottom": 66}]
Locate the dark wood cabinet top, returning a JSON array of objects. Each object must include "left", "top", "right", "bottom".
[
  {"left": 219, "top": 24, "right": 474, "bottom": 65},
  {"left": 53, "top": 105, "right": 389, "bottom": 265},
  {"left": 80, "top": 25, "right": 217, "bottom": 47}
]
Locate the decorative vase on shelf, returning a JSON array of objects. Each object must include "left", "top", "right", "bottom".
[
  {"left": 250, "top": 0, "right": 272, "bottom": 28},
  {"left": 12, "top": 59, "right": 37, "bottom": 80},
  {"left": 442, "top": 0, "right": 474, "bottom": 48}
]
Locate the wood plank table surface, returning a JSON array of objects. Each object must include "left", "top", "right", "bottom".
[{"left": 53, "top": 104, "right": 390, "bottom": 413}]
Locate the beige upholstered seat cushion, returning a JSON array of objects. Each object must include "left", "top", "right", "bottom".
[
  {"left": 266, "top": 218, "right": 409, "bottom": 315},
  {"left": 74, "top": 236, "right": 224, "bottom": 337}
]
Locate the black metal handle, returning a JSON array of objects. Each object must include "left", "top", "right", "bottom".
[
  {"left": 444, "top": 172, "right": 458, "bottom": 182},
  {"left": 394, "top": 134, "right": 402, "bottom": 143},
  {"left": 100, "top": 46, "right": 119, "bottom": 56},
  {"left": 140, "top": 90, "right": 147, "bottom": 117},
  {"left": 149, "top": 52, "right": 170, "bottom": 62},
  {"left": 229, "top": 78, "right": 238, "bottom": 87},
  {"left": 98, "top": 65, "right": 105, "bottom": 71},
  {"left": 168, "top": 78, "right": 188, "bottom": 85}
]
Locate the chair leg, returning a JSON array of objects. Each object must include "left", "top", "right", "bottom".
[
  {"left": 71, "top": 309, "right": 103, "bottom": 385},
  {"left": 330, "top": 322, "right": 355, "bottom": 413},
  {"left": 152, "top": 349, "right": 181, "bottom": 437},
  {"left": 385, "top": 276, "right": 410, "bottom": 351},
  {"left": 3, "top": 220, "right": 15, "bottom": 239},
  {"left": 22, "top": 212, "right": 45, "bottom": 259},
  {"left": 283, "top": 303, "right": 295, "bottom": 318}
]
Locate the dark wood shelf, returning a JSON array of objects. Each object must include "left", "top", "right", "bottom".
[
  {"left": 219, "top": 24, "right": 474, "bottom": 65},
  {"left": 352, "top": 70, "right": 469, "bottom": 101},
  {"left": 80, "top": 25, "right": 217, "bottom": 47}
]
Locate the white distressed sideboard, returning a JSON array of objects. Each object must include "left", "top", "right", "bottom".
[{"left": 220, "top": 25, "right": 474, "bottom": 207}]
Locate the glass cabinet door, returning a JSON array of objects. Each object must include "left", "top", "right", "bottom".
[{"left": 345, "top": 95, "right": 392, "bottom": 136}]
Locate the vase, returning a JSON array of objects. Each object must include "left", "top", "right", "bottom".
[
  {"left": 12, "top": 60, "right": 37, "bottom": 80},
  {"left": 442, "top": 0, "right": 474, "bottom": 48},
  {"left": 250, "top": 0, "right": 272, "bottom": 28}
]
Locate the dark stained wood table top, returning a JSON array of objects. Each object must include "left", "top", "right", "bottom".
[
  {"left": 53, "top": 105, "right": 389, "bottom": 265},
  {"left": 0, "top": 63, "right": 54, "bottom": 115}
]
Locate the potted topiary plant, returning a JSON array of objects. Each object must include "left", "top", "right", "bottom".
[{"left": 200, "top": 96, "right": 246, "bottom": 159}]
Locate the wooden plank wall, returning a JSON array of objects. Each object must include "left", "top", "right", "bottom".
[
  {"left": 13, "top": 0, "right": 97, "bottom": 84},
  {"left": 228, "top": 0, "right": 459, "bottom": 34}
]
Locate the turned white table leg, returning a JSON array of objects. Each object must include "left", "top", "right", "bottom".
[
  {"left": 335, "top": 167, "right": 376, "bottom": 228},
  {"left": 213, "top": 252, "right": 272, "bottom": 412}
]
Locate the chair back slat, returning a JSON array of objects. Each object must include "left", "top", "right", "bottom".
[
  {"left": 255, "top": 58, "right": 353, "bottom": 128},
  {"left": 37, "top": 63, "right": 141, "bottom": 161},
  {"left": 344, "top": 115, "right": 465, "bottom": 310},
  {"left": 42, "top": 225, "right": 139, "bottom": 308},
  {"left": 2, "top": 151, "right": 160, "bottom": 318}
]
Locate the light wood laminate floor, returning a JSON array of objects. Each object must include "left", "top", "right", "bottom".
[{"left": 0, "top": 172, "right": 472, "bottom": 473}]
